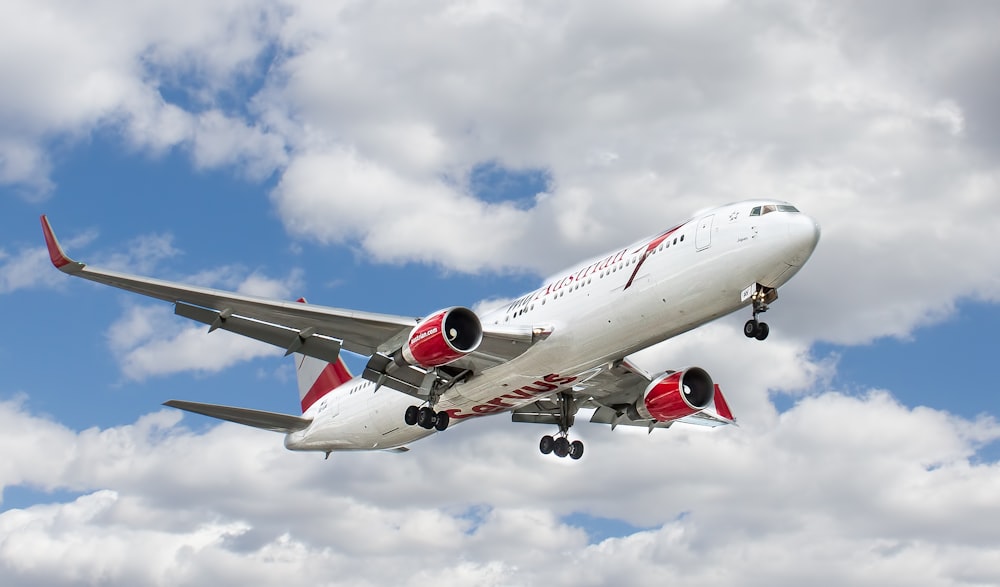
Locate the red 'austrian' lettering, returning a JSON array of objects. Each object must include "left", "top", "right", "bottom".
[{"left": 444, "top": 373, "right": 578, "bottom": 421}]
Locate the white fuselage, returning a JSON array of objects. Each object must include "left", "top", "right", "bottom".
[{"left": 285, "top": 200, "right": 820, "bottom": 452}]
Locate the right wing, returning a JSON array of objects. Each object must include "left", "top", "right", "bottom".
[
  {"left": 41, "top": 216, "right": 544, "bottom": 387},
  {"left": 42, "top": 215, "right": 419, "bottom": 360}
]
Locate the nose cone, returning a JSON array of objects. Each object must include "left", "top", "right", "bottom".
[{"left": 786, "top": 213, "right": 821, "bottom": 267}]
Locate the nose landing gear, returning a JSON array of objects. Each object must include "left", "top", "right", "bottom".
[{"left": 744, "top": 284, "right": 777, "bottom": 341}]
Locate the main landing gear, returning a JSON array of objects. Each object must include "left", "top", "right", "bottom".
[
  {"left": 744, "top": 285, "right": 776, "bottom": 341},
  {"left": 538, "top": 392, "right": 584, "bottom": 460},
  {"left": 404, "top": 405, "right": 449, "bottom": 432},
  {"left": 539, "top": 434, "right": 584, "bottom": 459}
]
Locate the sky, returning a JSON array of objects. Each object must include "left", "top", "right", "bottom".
[{"left": 2, "top": 1, "right": 1000, "bottom": 585}]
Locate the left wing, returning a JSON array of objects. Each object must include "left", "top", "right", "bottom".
[
  {"left": 512, "top": 359, "right": 737, "bottom": 430},
  {"left": 41, "top": 216, "right": 542, "bottom": 380}
]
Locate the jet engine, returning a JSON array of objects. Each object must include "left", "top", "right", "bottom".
[
  {"left": 399, "top": 307, "right": 483, "bottom": 368},
  {"left": 627, "top": 367, "right": 714, "bottom": 423}
]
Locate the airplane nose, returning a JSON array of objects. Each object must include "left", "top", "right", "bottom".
[{"left": 786, "top": 213, "right": 821, "bottom": 267}]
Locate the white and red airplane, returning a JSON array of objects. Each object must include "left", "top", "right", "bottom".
[{"left": 41, "top": 200, "right": 819, "bottom": 460}]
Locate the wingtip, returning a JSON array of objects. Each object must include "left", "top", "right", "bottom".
[{"left": 39, "top": 215, "right": 83, "bottom": 273}]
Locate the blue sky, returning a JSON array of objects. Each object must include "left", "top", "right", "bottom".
[{"left": 2, "top": 2, "right": 1000, "bottom": 585}]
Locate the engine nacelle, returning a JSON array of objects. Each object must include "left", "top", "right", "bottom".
[
  {"left": 399, "top": 307, "right": 483, "bottom": 368},
  {"left": 628, "top": 367, "right": 714, "bottom": 423}
]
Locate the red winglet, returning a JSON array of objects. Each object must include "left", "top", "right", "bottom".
[
  {"left": 713, "top": 384, "right": 735, "bottom": 422},
  {"left": 39, "top": 215, "right": 81, "bottom": 272}
]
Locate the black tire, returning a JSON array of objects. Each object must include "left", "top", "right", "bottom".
[
  {"left": 755, "top": 322, "right": 770, "bottom": 341},
  {"left": 553, "top": 437, "right": 570, "bottom": 458},
  {"left": 404, "top": 405, "right": 419, "bottom": 426},
  {"left": 434, "top": 410, "right": 450, "bottom": 431},
  {"left": 744, "top": 320, "right": 758, "bottom": 338},
  {"left": 416, "top": 407, "right": 435, "bottom": 429},
  {"left": 569, "top": 440, "right": 584, "bottom": 460},
  {"left": 539, "top": 435, "right": 555, "bottom": 454}
]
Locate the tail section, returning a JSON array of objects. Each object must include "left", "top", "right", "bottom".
[
  {"left": 295, "top": 353, "right": 353, "bottom": 412},
  {"left": 294, "top": 298, "right": 354, "bottom": 413}
]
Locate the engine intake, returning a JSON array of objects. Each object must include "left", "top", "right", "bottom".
[
  {"left": 628, "top": 367, "right": 714, "bottom": 423},
  {"left": 400, "top": 307, "right": 483, "bottom": 368}
]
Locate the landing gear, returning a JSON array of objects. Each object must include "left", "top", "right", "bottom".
[
  {"left": 744, "top": 319, "right": 769, "bottom": 340},
  {"left": 538, "top": 393, "right": 585, "bottom": 460},
  {"left": 404, "top": 404, "right": 450, "bottom": 431},
  {"left": 744, "top": 284, "right": 776, "bottom": 341}
]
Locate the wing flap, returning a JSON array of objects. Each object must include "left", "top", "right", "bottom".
[
  {"left": 174, "top": 302, "right": 346, "bottom": 362},
  {"left": 164, "top": 400, "right": 312, "bottom": 433}
]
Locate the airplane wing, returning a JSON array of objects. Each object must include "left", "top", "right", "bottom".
[
  {"left": 512, "top": 358, "right": 737, "bottom": 430},
  {"left": 164, "top": 400, "right": 312, "bottom": 433},
  {"left": 42, "top": 215, "right": 419, "bottom": 360},
  {"left": 42, "top": 217, "right": 542, "bottom": 376}
]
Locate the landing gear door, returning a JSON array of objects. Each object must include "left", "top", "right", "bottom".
[{"left": 695, "top": 214, "right": 714, "bottom": 251}]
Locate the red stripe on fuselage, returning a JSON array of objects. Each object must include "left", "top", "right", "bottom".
[
  {"left": 300, "top": 360, "right": 353, "bottom": 413},
  {"left": 624, "top": 224, "right": 683, "bottom": 290}
]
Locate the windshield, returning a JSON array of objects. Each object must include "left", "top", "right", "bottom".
[{"left": 750, "top": 204, "right": 799, "bottom": 216}]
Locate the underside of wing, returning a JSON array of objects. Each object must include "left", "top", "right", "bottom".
[{"left": 164, "top": 400, "right": 312, "bottom": 433}]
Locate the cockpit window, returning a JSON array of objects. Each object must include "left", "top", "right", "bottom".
[{"left": 750, "top": 204, "right": 800, "bottom": 216}]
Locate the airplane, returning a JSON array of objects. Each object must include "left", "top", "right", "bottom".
[{"left": 40, "top": 200, "right": 819, "bottom": 460}]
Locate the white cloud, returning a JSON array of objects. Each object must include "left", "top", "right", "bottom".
[
  {"left": 0, "top": 231, "right": 97, "bottom": 294},
  {"left": 0, "top": 0, "right": 287, "bottom": 198},
  {"left": 4, "top": 3, "right": 1000, "bottom": 584},
  {"left": 1, "top": 365, "right": 998, "bottom": 586},
  {"left": 2, "top": 0, "right": 998, "bottom": 342}
]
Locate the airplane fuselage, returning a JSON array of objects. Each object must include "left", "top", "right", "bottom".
[{"left": 286, "top": 200, "right": 820, "bottom": 452}]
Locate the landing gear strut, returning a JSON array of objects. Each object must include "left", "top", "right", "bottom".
[
  {"left": 744, "top": 285, "right": 776, "bottom": 341},
  {"left": 404, "top": 404, "right": 449, "bottom": 432},
  {"left": 539, "top": 392, "right": 585, "bottom": 460}
]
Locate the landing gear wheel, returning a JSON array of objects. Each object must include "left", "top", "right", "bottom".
[
  {"left": 539, "top": 435, "right": 555, "bottom": 455},
  {"left": 433, "top": 410, "right": 450, "bottom": 431},
  {"left": 744, "top": 319, "right": 770, "bottom": 340},
  {"left": 404, "top": 405, "right": 419, "bottom": 426},
  {"left": 553, "top": 437, "right": 570, "bottom": 458},
  {"left": 569, "top": 440, "right": 584, "bottom": 460},
  {"left": 416, "top": 406, "right": 436, "bottom": 429}
]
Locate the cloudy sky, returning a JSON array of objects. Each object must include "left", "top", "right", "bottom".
[{"left": 2, "top": 0, "right": 1000, "bottom": 585}]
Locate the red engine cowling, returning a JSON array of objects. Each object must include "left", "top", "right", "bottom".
[
  {"left": 400, "top": 307, "right": 483, "bottom": 368},
  {"left": 628, "top": 367, "right": 714, "bottom": 422}
]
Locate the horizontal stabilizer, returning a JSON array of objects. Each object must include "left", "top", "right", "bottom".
[{"left": 164, "top": 400, "right": 312, "bottom": 433}]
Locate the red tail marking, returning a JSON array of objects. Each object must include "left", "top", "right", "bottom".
[
  {"left": 300, "top": 360, "right": 353, "bottom": 412},
  {"left": 713, "top": 384, "right": 734, "bottom": 421}
]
